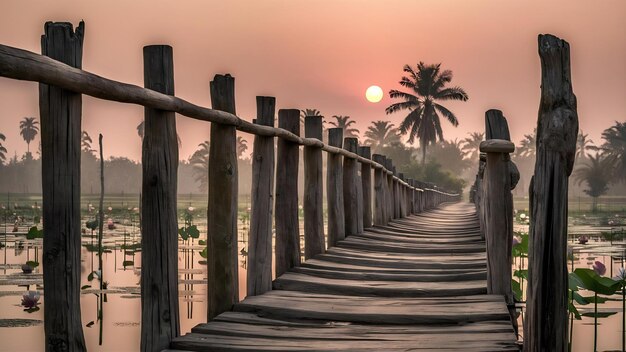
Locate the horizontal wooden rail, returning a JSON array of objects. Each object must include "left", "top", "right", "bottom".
[{"left": 0, "top": 43, "right": 459, "bottom": 196}]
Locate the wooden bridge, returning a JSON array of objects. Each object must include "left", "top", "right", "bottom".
[
  {"left": 0, "top": 21, "right": 578, "bottom": 352},
  {"left": 168, "top": 202, "right": 518, "bottom": 351}
]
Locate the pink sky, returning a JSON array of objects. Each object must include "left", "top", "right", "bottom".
[{"left": 0, "top": 0, "right": 624, "bottom": 161}]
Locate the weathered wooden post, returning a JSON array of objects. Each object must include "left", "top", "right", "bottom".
[
  {"left": 207, "top": 74, "right": 239, "bottom": 320},
  {"left": 275, "top": 109, "right": 301, "bottom": 276},
  {"left": 140, "top": 45, "right": 180, "bottom": 352},
  {"left": 247, "top": 96, "right": 276, "bottom": 296},
  {"left": 358, "top": 146, "right": 372, "bottom": 228},
  {"left": 372, "top": 154, "right": 386, "bottom": 226},
  {"left": 343, "top": 137, "right": 359, "bottom": 236},
  {"left": 408, "top": 179, "right": 415, "bottom": 214},
  {"left": 40, "top": 21, "right": 86, "bottom": 351},
  {"left": 524, "top": 34, "right": 578, "bottom": 352},
  {"left": 304, "top": 115, "right": 325, "bottom": 258},
  {"left": 327, "top": 128, "right": 345, "bottom": 247},
  {"left": 392, "top": 166, "right": 400, "bottom": 218},
  {"left": 355, "top": 148, "right": 364, "bottom": 234},
  {"left": 385, "top": 159, "right": 394, "bottom": 222},
  {"left": 479, "top": 109, "right": 518, "bottom": 332}
]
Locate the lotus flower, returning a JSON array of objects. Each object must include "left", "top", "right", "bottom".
[
  {"left": 107, "top": 218, "right": 116, "bottom": 230},
  {"left": 613, "top": 267, "right": 626, "bottom": 281},
  {"left": 578, "top": 235, "right": 589, "bottom": 245},
  {"left": 512, "top": 236, "right": 521, "bottom": 247},
  {"left": 520, "top": 213, "right": 526, "bottom": 219},
  {"left": 188, "top": 206, "right": 195, "bottom": 212},
  {"left": 593, "top": 261, "right": 607, "bottom": 276},
  {"left": 21, "top": 291, "right": 40, "bottom": 309}
]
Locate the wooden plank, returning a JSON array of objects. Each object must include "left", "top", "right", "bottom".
[
  {"left": 247, "top": 96, "right": 276, "bottom": 296},
  {"left": 303, "top": 115, "right": 325, "bottom": 258},
  {"left": 343, "top": 137, "right": 359, "bottom": 236},
  {"left": 326, "top": 128, "right": 345, "bottom": 248},
  {"left": 207, "top": 74, "right": 239, "bottom": 320},
  {"left": 39, "top": 21, "right": 86, "bottom": 351},
  {"left": 524, "top": 34, "right": 578, "bottom": 352},
  {"left": 140, "top": 44, "right": 180, "bottom": 351},
  {"left": 275, "top": 109, "right": 301, "bottom": 277}
]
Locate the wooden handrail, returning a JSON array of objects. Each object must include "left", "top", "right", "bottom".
[{"left": 0, "top": 43, "right": 461, "bottom": 196}]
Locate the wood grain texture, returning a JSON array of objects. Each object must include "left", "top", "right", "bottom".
[
  {"left": 343, "top": 138, "right": 359, "bottom": 236},
  {"left": 304, "top": 116, "right": 325, "bottom": 258},
  {"left": 247, "top": 96, "right": 276, "bottom": 296},
  {"left": 524, "top": 34, "right": 578, "bottom": 352},
  {"left": 275, "top": 109, "right": 301, "bottom": 277},
  {"left": 372, "top": 154, "right": 386, "bottom": 226},
  {"left": 207, "top": 74, "right": 239, "bottom": 320},
  {"left": 326, "top": 128, "right": 345, "bottom": 248},
  {"left": 39, "top": 21, "right": 86, "bottom": 352},
  {"left": 358, "top": 146, "right": 372, "bottom": 228},
  {"left": 140, "top": 45, "right": 180, "bottom": 352}
]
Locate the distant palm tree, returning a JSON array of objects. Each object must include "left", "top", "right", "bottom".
[
  {"left": 574, "top": 154, "right": 612, "bottom": 212},
  {"left": 516, "top": 129, "right": 537, "bottom": 159},
  {"left": 364, "top": 121, "right": 400, "bottom": 152},
  {"left": 81, "top": 131, "right": 95, "bottom": 155},
  {"left": 237, "top": 136, "right": 248, "bottom": 158},
  {"left": 0, "top": 132, "right": 7, "bottom": 164},
  {"left": 461, "top": 132, "right": 484, "bottom": 161},
  {"left": 136, "top": 121, "right": 144, "bottom": 139},
  {"left": 300, "top": 109, "right": 322, "bottom": 118},
  {"left": 190, "top": 141, "right": 210, "bottom": 192},
  {"left": 19, "top": 117, "right": 39, "bottom": 154},
  {"left": 328, "top": 115, "right": 359, "bottom": 138},
  {"left": 596, "top": 121, "right": 626, "bottom": 183},
  {"left": 385, "top": 62, "right": 468, "bottom": 163},
  {"left": 576, "top": 130, "right": 595, "bottom": 159}
]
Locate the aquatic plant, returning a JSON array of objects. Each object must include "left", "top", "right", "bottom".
[{"left": 21, "top": 291, "right": 40, "bottom": 312}]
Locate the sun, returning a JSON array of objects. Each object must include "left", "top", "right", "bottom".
[{"left": 365, "top": 85, "right": 383, "bottom": 103}]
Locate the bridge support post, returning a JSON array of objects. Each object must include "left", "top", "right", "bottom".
[
  {"left": 304, "top": 115, "right": 325, "bottom": 258},
  {"left": 275, "top": 109, "right": 301, "bottom": 277},
  {"left": 343, "top": 138, "right": 359, "bottom": 236},
  {"left": 141, "top": 45, "right": 180, "bottom": 351},
  {"left": 358, "top": 147, "right": 373, "bottom": 229},
  {"left": 40, "top": 21, "right": 86, "bottom": 351},
  {"left": 207, "top": 74, "right": 239, "bottom": 320},
  {"left": 372, "top": 154, "right": 386, "bottom": 226},
  {"left": 356, "top": 146, "right": 364, "bottom": 234},
  {"left": 327, "top": 128, "right": 345, "bottom": 247},
  {"left": 248, "top": 96, "right": 276, "bottom": 296}
]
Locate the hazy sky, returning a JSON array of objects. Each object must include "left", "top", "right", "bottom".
[{"left": 0, "top": 0, "right": 624, "bottom": 161}]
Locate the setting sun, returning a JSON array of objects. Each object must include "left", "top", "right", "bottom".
[{"left": 365, "top": 85, "right": 383, "bottom": 103}]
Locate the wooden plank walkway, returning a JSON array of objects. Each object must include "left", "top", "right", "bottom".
[{"left": 168, "top": 202, "right": 518, "bottom": 351}]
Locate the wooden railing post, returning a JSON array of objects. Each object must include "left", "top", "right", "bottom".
[
  {"left": 358, "top": 146, "right": 372, "bottom": 229},
  {"left": 343, "top": 137, "right": 359, "bottom": 236},
  {"left": 327, "top": 128, "right": 345, "bottom": 247},
  {"left": 480, "top": 109, "right": 519, "bottom": 333},
  {"left": 392, "top": 166, "right": 400, "bottom": 219},
  {"left": 304, "top": 115, "right": 325, "bottom": 258},
  {"left": 140, "top": 45, "right": 180, "bottom": 351},
  {"left": 247, "top": 96, "right": 276, "bottom": 296},
  {"left": 40, "top": 21, "right": 86, "bottom": 351},
  {"left": 356, "top": 147, "right": 364, "bottom": 234},
  {"left": 275, "top": 109, "right": 301, "bottom": 277},
  {"left": 524, "top": 34, "right": 578, "bottom": 352},
  {"left": 372, "top": 154, "right": 386, "bottom": 226},
  {"left": 207, "top": 74, "right": 239, "bottom": 320},
  {"left": 385, "top": 159, "right": 394, "bottom": 222},
  {"left": 408, "top": 179, "right": 415, "bottom": 215}
]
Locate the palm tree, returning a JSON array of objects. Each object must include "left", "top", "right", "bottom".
[
  {"left": 237, "top": 136, "right": 248, "bottom": 159},
  {"left": 597, "top": 121, "right": 626, "bottom": 183},
  {"left": 190, "top": 141, "right": 210, "bottom": 192},
  {"left": 516, "top": 129, "right": 537, "bottom": 159},
  {"left": 19, "top": 117, "right": 39, "bottom": 154},
  {"left": 574, "top": 154, "right": 612, "bottom": 212},
  {"left": 427, "top": 139, "right": 471, "bottom": 175},
  {"left": 81, "top": 131, "right": 95, "bottom": 155},
  {"left": 576, "top": 130, "right": 595, "bottom": 159},
  {"left": 364, "top": 121, "right": 400, "bottom": 152},
  {"left": 461, "top": 132, "right": 484, "bottom": 161},
  {"left": 385, "top": 62, "right": 468, "bottom": 163},
  {"left": 328, "top": 115, "right": 359, "bottom": 138},
  {"left": 0, "top": 132, "right": 7, "bottom": 165},
  {"left": 300, "top": 109, "right": 322, "bottom": 118}
]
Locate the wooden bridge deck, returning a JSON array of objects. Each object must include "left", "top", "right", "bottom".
[{"left": 168, "top": 203, "right": 518, "bottom": 351}]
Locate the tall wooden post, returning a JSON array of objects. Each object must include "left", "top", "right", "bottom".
[
  {"left": 327, "top": 128, "right": 345, "bottom": 247},
  {"left": 392, "top": 166, "right": 400, "bottom": 219},
  {"left": 372, "top": 154, "right": 386, "bottom": 226},
  {"left": 247, "top": 96, "right": 276, "bottom": 296},
  {"left": 356, "top": 154, "right": 364, "bottom": 234},
  {"left": 304, "top": 116, "right": 325, "bottom": 258},
  {"left": 140, "top": 45, "right": 180, "bottom": 352},
  {"left": 358, "top": 146, "right": 372, "bottom": 229},
  {"left": 480, "top": 109, "right": 518, "bottom": 332},
  {"left": 398, "top": 173, "right": 406, "bottom": 217},
  {"left": 385, "top": 159, "right": 394, "bottom": 222},
  {"left": 39, "top": 21, "right": 86, "bottom": 351},
  {"left": 207, "top": 74, "right": 239, "bottom": 320},
  {"left": 343, "top": 138, "right": 359, "bottom": 236},
  {"left": 524, "top": 34, "right": 578, "bottom": 352},
  {"left": 275, "top": 109, "right": 301, "bottom": 277},
  {"left": 408, "top": 179, "right": 415, "bottom": 215}
]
